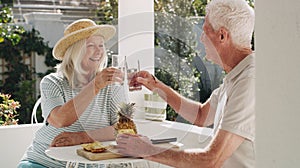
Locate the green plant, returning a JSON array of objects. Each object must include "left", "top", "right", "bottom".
[
  {"left": 95, "top": 0, "right": 212, "bottom": 122},
  {"left": 154, "top": 0, "right": 211, "bottom": 122},
  {"left": 0, "top": 6, "right": 55, "bottom": 124},
  {"left": 154, "top": 0, "right": 254, "bottom": 122},
  {"left": 0, "top": 93, "right": 21, "bottom": 125},
  {"left": 0, "top": 28, "right": 55, "bottom": 124},
  {"left": 96, "top": 0, "right": 118, "bottom": 25},
  {"left": 0, "top": 6, "right": 25, "bottom": 45}
]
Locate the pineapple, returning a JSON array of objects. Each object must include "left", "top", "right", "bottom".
[{"left": 115, "top": 102, "right": 137, "bottom": 135}]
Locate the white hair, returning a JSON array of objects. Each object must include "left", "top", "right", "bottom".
[
  {"left": 206, "top": 0, "right": 255, "bottom": 49},
  {"left": 56, "top": 36, "right": 108, "bottom": 88}
]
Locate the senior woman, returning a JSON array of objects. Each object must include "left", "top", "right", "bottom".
[{"left": 18, "top": 19, "right": 126, "bottom": 167}]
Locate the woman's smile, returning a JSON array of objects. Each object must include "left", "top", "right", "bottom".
[
  {"left": 81, "top": 35, "right": 105, "bottom": 71},
  {"left": 89, "top": 57, "right": 101, "bottom": 62}
]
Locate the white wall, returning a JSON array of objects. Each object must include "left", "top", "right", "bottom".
[
  {"left": 255, "top": 0, "right": 300, "bottom": 167},
  {"left": 0, "top": 124, "right": 43, "bottom": 167}
]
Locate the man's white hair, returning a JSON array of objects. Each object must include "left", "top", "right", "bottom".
[{"left": 206, "top": 0, "right": 255, "bottom": 49}]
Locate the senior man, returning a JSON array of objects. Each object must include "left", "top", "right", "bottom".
[{"left": 116, "top": 0, "right": 255, "bottom": 167}]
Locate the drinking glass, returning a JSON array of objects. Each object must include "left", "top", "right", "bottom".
[
  {"left": 127, "top": 68, "right": 142, "bottom": 91},
  {"left": 111, "top": 54, "right": 123, "bottom": 85},
  {"left": 111, "top": 54, "right": 119, "bottom": 68}
]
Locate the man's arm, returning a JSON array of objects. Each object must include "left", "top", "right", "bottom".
[
  {"left": 146, "top": 129, "right": 244, "bottom": 168},
  {"left": 117, "top": 129, "right": 243, "bottom": 168},
  {"left": 135, "top": 71, "right": 211, "bottom": 126},
  {"left": 154, "top": 79, "right": 213, "bottom": 126}
]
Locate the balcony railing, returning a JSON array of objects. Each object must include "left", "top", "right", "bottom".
[{"left": 11, "top": 0, "right": 102, "bottom": 24}]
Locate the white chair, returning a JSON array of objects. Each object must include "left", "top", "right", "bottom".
[{"left": 31, "top": 98, "right": 42, "bottom": 124}]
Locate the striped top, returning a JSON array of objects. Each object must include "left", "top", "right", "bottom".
[{"left": 20, "top": 72, "right": 126, "bottom": 167}]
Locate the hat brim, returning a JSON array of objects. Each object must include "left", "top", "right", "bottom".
[{"left": 53, "top": 25, "right": 116, "bottom": 60}]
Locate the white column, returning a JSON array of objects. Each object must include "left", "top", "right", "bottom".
[
  {"left": 256, "top": 0, "right": 300, "bottom": 167},
  {"left": 119, "top": 0, "right": 154, "bottom": 119}
]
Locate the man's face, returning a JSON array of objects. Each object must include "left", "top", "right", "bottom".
[
  {"left": 200, "top": 17, "right": 223, "bottom": 66},
  {"left": 81, "top": 35, "right": 105, "bottom": 72}
]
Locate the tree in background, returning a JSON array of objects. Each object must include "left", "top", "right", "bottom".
[
  {"left": 95, "top": 0, "right": 215, "bottom": 122},
  {"left": 154, "top": 0, "right": 213, "bottom": 122},
  {"left": 0, "top": 0, "right": 254, "bottom": 124},
  {"left": 0, "top": 2, "right": 54, "bottom": 124},
  {"left": 153, "top": 0, "right": 254, "bottom": 121},
  {"left": 0, "top": 2, "right": 24, "bottom": 45},
  {"left": 0, "top": 28, "right": 53, "bottom": 124},
  {"left": 96, "top": 0, "right": 118, "bottom": 25}
]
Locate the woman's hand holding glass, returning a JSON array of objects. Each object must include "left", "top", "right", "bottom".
[{"left": 94, "top": 67, "right": 124, "bottom": 93}]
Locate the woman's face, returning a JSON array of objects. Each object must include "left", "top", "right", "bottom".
[{"left": 81, "top": 35, "right": 105, "bottom": 72}]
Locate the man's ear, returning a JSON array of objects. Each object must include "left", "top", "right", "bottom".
[{"left": 219, "top": 28, "right": 228, "bottom": 43}]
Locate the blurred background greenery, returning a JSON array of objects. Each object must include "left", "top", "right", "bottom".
[{"left": 0, "top": 0, "right": 254, "bottom": 124}]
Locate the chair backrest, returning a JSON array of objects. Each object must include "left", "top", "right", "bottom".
[{"left": 31, "top": 98, "right": 42, "bottom": 124}]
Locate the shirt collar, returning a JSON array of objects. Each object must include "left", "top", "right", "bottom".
[{"left": 223, "top": 53, "right": 255, "bottom": 83}]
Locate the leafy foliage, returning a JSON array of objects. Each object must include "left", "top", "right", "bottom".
[
  {"left": 0, "top": 6, "right": 25, "bottom": 45},
  {"left": 154, "top": 0, "right": 211, "bottom": 122},
  {"left": 96, "top": 0, "right": 118, "bottom": 25},
  {"left": 0, "top": 2, "right": 59, "bottom": 124},
  {"left": 0, "top": 28, "right": 54, "bottom": 124},
  {"left": 0, "top": 93, "right": 21, "bottom": 125},
  {"left": 96, "top": 0, "right": 215, "bottom": 122},
  {"left": 154, "top": 0, "right": 255, "bottom": 122},
  {"left": 0, "top": 5, "right": 55, "bottom": 124},
  {"left": 191, "top": 0, "right": 209, "bottom": 16},
  {"left": 0, "top": 0, "right": 255, "bottom": 124}
]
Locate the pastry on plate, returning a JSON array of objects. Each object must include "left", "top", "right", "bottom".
[{"left": 81, "top": 141, "right": 107, "bottom": 153}]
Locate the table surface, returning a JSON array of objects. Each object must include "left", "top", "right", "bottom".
[
  {"left": 45, "top": 141, "right": 145, "bottom": 164},
  {"left": 45, "top": 120, "right": 213, "bottom": 167}
]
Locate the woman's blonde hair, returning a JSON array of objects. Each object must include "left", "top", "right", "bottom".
[{"left": 56, "top": 35, "right": 108, "bottom": 88}]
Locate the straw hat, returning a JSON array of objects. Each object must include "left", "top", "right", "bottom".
[{"left": 53, "top": 19, "right": 116, "bottom": 60}]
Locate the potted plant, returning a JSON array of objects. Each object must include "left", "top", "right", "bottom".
[{"left": 0, "top": 93, "right": 21, "bottom": 126}]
